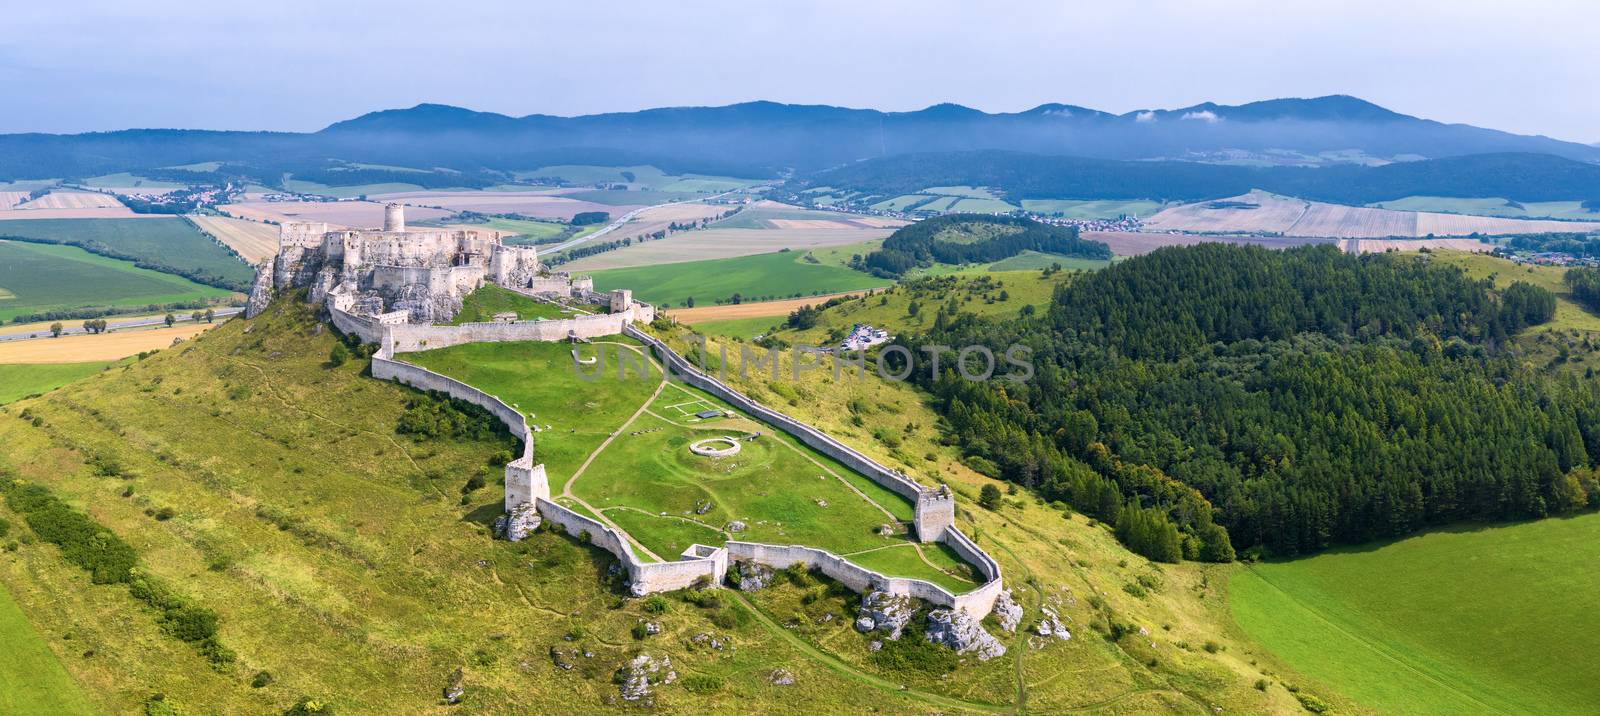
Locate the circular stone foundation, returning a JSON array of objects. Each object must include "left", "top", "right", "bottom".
[{"left": 689, "top": 436, "right": 742, "bottom": 458}]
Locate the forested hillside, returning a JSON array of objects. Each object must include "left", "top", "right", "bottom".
[
  {"left": 901, "top": 244, "right": 1599, "bottom": 557},
  {"left": 859, "top": 214, "right": 1111, "bottom": 276}
]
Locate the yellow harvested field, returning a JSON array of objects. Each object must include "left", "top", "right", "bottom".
[
  {"left": 561, "top": 226, "right": 894, "bottom": 271},
  {"left": 368, "top": 191, "right": 639, "bottom": 220},
  {"left": 19, "top": 190, "right": 124, "bottom": 210},
  {"left": 1342, "top": 238, "right": 1493, "bottom": 254},
  {"left": 187, "top": 214, "right": 281, "bottom": 263},
  {"left": 219, "top": 201, "right": 452, "bottom": 228},
  {"left": 0, "top": 323, "right": 217, "bottom": 363},
  {"left": 1145, "top": 190, "right": 1600, "bottom": 238},
  {"left": 0, "top": 207, "right": 147, "bottom": 220},
  {"left": 0, "top": 192, "right": 27, "bottom": 209},
  {"left": 767, "top": 217, "right": 904, "bottom": 230},
  {"left": 667, "top": 290, "right": 884, "bottom": 324}
]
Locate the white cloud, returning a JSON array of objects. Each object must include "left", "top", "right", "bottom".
[
  {"left": 1181, "top": 110, "right": 1221, "bottom": 123},
  {"left": 1135, "top": 111, "right": 1157, "bottom": 123}
]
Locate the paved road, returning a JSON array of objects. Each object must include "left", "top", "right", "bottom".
[
  {"left": 543, "top": 190, "right": 739, "bottom": 255},
  {"left": 0, "top": 307, "right": 244, "bottom": 343}
]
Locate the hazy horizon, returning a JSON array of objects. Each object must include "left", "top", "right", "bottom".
[{"left": 2, "top": 0, "right": 1597, "bottom": 143}]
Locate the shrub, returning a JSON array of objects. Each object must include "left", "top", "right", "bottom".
[
  {"left": 978, "top": 484, "right": 1002, "bottom": 510},
  {"left": 284, "top": 696, "right": 332, "bottom": 715},
  {"left": 642, "top": 595, "right": 669, "bottom": 614},
  {"left": 327, "top": 343, "right": 349, "bottom": 367},
  {"left": 252, "top": 670, "right": 275, "bottom": 688},
  {"left": 1254, "top": 678, "right": 1268, "bottom": 691},
  {"left": 869, "top": 623, "right": 958, "bottom": 675},
  {"left": 1121, "top": 582, "right": 1147, "bottom": 598},
  {"left": 682, "top": 674, "right": 724, "bottom": 694},
  {"left": 631, "top": 622, "right": 650, "bottom": 640},
  {"left": 1202, "top": 640, "right": 1222, "bottom": 654}
]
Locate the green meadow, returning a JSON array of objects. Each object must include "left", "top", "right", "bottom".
[
  {"left": 1370, "top": 196, "right": 1600, "bottom": 221},
  {"left": 0, "top": 241, "right": 233, "bottom": 321},
  {"left": 1231, "top": 512, "right": 1600, "bottom": 715},
  {"left": 0, "top": 362, "right": 112, "bottom": 404},
  {"left": 0, "top": 581, "right": 95, "bottom": 715},
  {"left": 404, "top": 338, "right": 967, "bottom": 586},
  {"left": 587, "top": 250, "right": 891, "bottom": 308},
  {"left": 0, "top": 218, "right": 254, "bottom": 288},
  {"left": 446, "top": 284, "right": 582, "bottom": 324}
]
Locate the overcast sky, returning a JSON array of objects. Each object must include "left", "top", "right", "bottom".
[{"left": 2, "top": 0, "right": 1596, "bottom": 143}]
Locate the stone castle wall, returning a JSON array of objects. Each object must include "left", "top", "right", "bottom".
[
  {"left": 726, "top": 537, "right": 1001, "bottom": 615},
  {"left": 384, "top": 306, "right": 649, "bottom": 353}
]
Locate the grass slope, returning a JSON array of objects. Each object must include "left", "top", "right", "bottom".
[
  {"left": 0, "top": 241, "right": 233, "bottom": 321},
  {"left": 1426, "top": 250, "right": 1600, "bottom": 371},
  {"left": 0, "top": 362, "right": 111, "bottom": 404},
  {"left": 588, "top": 250, "right": 891, "bottom": 308},
  {"left": 1231, "top": 513, "right": 1600, "bottom": 715},
  {"left": 0, "top": 218, "right": 253, "bottom": 289}
]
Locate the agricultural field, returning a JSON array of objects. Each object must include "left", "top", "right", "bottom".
[
  {"left": 0, "top": 582, "right": 95, "bottom": 715},
  {"left": 0, "top": 241, "right": 234, "bottom": 322},
  {"left": 946, "top": 197, "right": 1019, "bottom": 213},
  {"left": 1231, "top": 511, "right": 1600, "bottom": 715},
  {"left": 186, "top": 214, "right": 280, "bottom": 263},
  {"left": 0, "top": 217, "right": 255, "bottom": 288},
  {"left": 368, "top": 190, "right": 642, "bottom": 220},
  {"left": 870, "top": 195, "right": 935, "bottom": 211},
  {"left": 0, "top": 362, "right": 112, "bottom": 404},
  {"left": 983, "top": 250, "right": 1113, "bottom": 272},
  {"left": 0, "top": 190, "right": 143, "bottom": 220},
  {"left": 282, "top": 180, "right": 430, "bottom": 198},
  {"left": 709, "top": 201, "right": 904, "bottom": 231},
  {"left": 1371, "top": 196, "right": 1600, "bottom": 221},
  {"left": 1145, "top": 190, "right": 1600, "bottom": 238},
  {"left": 407, "top": 337, "right": 973, "bottom": 586},
  {"left": 587, "top": 250, "right": 892, "bottom": 308},
  {"left": 446, "top": 284, "right": 585, "bottom": 324},
  {"left": 218, "top": 200, "right": 452, "bottom": 228},
  {"left": 471, "top": 217, "right": 570, "bottom": 243},
  {"left": 754, "top": 270, "right": 1073, "bottom": 346},
  {"left": 560, "top": 226, "right": 899, "bottom": 272},
  {"left": 518, "top": 164, "right": 762, "bottom": 193},
  {"left": 81, "top": 173, "right": 188, "bottom": 192},
  {"left": 1019, "top": 198, "right": 1167, "bottom": 218},
  {"left": 0, "top": 323, "right": 217, "bottom": 363}
]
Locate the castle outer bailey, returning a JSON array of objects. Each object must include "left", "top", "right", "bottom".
[{"left": 245, "top": 203, "right": 593, "bottom": 323}]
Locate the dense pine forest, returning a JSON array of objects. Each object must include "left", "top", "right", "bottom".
[{"left": 904, "top": 244, "right": 1600, "bottom": 557}]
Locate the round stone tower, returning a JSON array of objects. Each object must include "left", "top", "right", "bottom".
[{"left": 383, "top": 203, "right": 405, "bottom": 233}]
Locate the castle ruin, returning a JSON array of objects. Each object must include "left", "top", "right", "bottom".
[{"left": 245, "top": 203, "right": 594, "bottom": 323}]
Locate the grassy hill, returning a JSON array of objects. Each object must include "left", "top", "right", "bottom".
[
  {"left": 1232, "top": 512, "right": 1600, "bottom": 715},
  {"left": 0, "top": 294, "right": 1331, "bottom": 713},
  {"left": 0, "top": 362, "right": 113, "bottom": 405}
]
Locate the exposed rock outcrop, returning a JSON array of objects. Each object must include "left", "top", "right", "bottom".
[
  {"left": 1034, "top": 606, "right": 1071, "bottom": 642},
  {"left": 854, "top": 590, "right": 916, "bottom": 640},
  {"left": 925, "top": 609, "right": 1006, "bottom": 661},
  {"left": 618, "top": 654, "right": 676, "bottom": 702},
  {"left": 244, "top": 261, "right": 275, "bottom": 319},
  {"left": 992, "top": 589, "right": 1023, "bottom": 633},
  {"left": 768, "top": 668, "right": 795, "bottom": 686},
  {"left": 732, "top": 561, "right": 772, "bottom": 591}
]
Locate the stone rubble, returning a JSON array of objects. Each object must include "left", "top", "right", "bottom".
[
  {"left": 768, "top": 668, "right": 795, "bottom": 686},
  {"left": 924, "top": 609, "right": 1007, "bottom": 661}
]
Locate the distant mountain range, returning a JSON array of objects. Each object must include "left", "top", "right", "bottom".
[{"left": 1, "top": 95, "right": 1596, "bottom": 202}]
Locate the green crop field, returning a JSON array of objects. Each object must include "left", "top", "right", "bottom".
[
  {"left": 447, "top": 284, "right": 583, "bottom": 324},
  {"left": 0, "top": 218, "right": 254, "bottom": 289},
  {"left": 947, "top": 197, "right": 1019, "bottom": 213},
  {"left": 587, "top": 250, "right": 891, "bottom": 308},
  {"left": 1231, "top": 512, "right": 1600, "bottom": 715},
  {"left": 0, "top": 362, "right": 112, "bottom": 404},
  {"left": 405, "top": 337, "right": 965, "bottom": 585},
  {"left": 81, "top": 172, "right": 188, "bottom": 190},
  {"left": 0, "top": 582, "right": 95, "bottom": 715},
  {"left": 691, "top": 315, "right": 786, "bottom": 340},
  {"left": 0, "top": 241, "right": 233, "bottom": 321},
  {"left": 1371, "top": 196, "right": 1600, "bottom": 221},
  {"left": 281, "top": 179, "right": 428, "bottom": 198},
  {"left": 871, "top": 195, "right": 936, "bottom": 212},
  {"left": 1018, "top": 198, "right": 1166, "bottom": 218},
  {"left": 920, "top": 186, "right": 1002, "bottom": 199},
  {"left": 708, "top": 204, "right": 853, "bottom": 229},
  {"left": 759, "top": 269, "right": 1074, "bottom": 346},
  {"left": 475, "top": 217, "right": 569, "bottom": 242}
]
